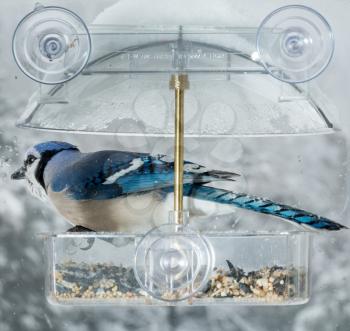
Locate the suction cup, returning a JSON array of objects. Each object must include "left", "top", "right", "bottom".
[
  {"left": 256, "top": 5, "right": 334, "bottom": 83},
  {"left": 134, "top": 223, "right": 214, "bottom": 301},
  {"left": 12, "top": 4, "right": 91, "bottom": 84}
]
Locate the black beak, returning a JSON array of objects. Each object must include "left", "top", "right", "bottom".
[{"left": 11, "top": 166, "right": 26, "bottom": 180}]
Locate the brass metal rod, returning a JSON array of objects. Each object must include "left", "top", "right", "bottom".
[
  {"left": 170, "top": 74, "right": 189, "bottom": 225},
  {"left": 174, "top": 87, "right": 184, "bottom": 213}
]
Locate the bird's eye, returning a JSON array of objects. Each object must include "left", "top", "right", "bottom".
[{"left": 26, "top": 155, "right": 37, "bottom": 165}]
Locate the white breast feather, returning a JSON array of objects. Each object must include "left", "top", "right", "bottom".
[{"left": 48, "top": 186, "right": 234, "bottom": 232}]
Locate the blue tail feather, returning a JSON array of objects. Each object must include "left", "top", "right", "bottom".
[{"left": 184, "top": 185, "right": 347, "bottom": 231}]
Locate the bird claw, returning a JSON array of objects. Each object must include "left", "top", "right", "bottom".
[{"left": 66, "top": 225, "right": 94, "bottom": 233}]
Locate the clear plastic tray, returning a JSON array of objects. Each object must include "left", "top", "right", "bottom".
[
  {"left": 17, "top": 25, "right": 338, "bottom": 137},
  {"left": 43, "top": 231, "right": 310, "bottom": 306}
]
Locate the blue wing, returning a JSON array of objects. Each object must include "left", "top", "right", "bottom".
[
  {"left": 49, "top": 150, "right": 147, "bottom": 199},
  {"left": 115, "top": 155, "right": 237, "bottom": 195},
  {"left": 50, "top": 151, "right": 238, "bottom": 200}
]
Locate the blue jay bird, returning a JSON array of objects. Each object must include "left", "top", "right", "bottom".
[{"left": 11, "top": 141, "right": 346, "bottom": 232}]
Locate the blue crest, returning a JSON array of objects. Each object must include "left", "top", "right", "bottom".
[{"left": 32, "top": 141, "right": 78, "bottom": 155}]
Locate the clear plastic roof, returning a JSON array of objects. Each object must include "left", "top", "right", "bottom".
[
  {"left": 17, "top": 25, "right": 337, "bottom": 137},
  {"left": 18, "top": 0, "right": 336, "bottom": 137}
]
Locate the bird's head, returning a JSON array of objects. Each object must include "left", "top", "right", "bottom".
[{"left": 11, "top": 141, "right": 78, "bottom": 200}]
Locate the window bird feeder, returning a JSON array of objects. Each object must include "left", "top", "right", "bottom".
[{"left": 13, "top": 3, "right": 339, "bottom": 305}]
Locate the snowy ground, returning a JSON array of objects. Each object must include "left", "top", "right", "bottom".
[{"left": 0, "top": 1, "right": 350, "bottom": 330}]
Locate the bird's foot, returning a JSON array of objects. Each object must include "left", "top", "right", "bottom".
[
  {"left": 66, "top": 225, "right": 95, "bottom": 250},
  {"left": 67, "top": 225, "right": 95, "bottom": 232}
]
